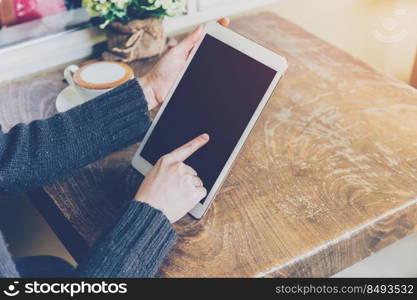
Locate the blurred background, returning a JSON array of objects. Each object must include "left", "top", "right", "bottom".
[
  {"left": 1, "top": 0, "right": 416, "bottom": 82},
  {"left": 0, "top": 0, "right": 417, "bottom": 276}
]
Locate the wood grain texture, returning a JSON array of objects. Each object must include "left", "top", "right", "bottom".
[
  {"left": 411, "top": 51, "right": 417, "bottom": 88},
  {"left": 1, "top": 12, "right": 417, "bottom": 277}
]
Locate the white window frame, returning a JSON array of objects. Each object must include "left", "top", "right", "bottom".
[{"left": 0, "top": 0, "right": 281, "bottom": 82}]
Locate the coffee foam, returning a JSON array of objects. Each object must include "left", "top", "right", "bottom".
[{"left": 80, "top": 62, "right": 126, "bottom": 85}]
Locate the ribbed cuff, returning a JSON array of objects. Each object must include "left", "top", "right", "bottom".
[
  {"left": 81, "top": 78, "right": 151, "bottom": 145},
  {"left": 78, "top": 201, "right": 176, "bottom": 278}
]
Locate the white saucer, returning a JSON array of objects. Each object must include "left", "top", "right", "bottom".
[{"left": 56, "top": 86, "right": 86, "bottom": 113}]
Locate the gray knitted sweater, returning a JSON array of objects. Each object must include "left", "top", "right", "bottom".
[{"left": 0, "top": 79, "right": 176, "bottom": 278}]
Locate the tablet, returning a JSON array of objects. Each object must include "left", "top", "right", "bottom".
[{"left": 132, "top": 22, "right": 288, "bottom": 219}]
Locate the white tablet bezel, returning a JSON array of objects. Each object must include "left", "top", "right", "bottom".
[{"left": 132, "top": 21, "right": 288, "bottom": 219}]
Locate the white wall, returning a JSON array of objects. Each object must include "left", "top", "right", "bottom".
[{"left": 269, "top": 0, "right": 417, "bottom": 82}]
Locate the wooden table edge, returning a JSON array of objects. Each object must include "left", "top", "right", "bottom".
[
  {"left": 257, "top": 199, "right": 417, "bottom": 277},
  {"left": 28, "top": 186, "right": 417, "bottom": 277}
]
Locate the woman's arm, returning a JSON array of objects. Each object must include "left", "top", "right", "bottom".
[
  {"left": 0, "top": 79, "right": 151, "bottom": 195},
  {"left": 0, "top": 135, "right": 208, "bottom": 279},
  {"left": 0, "top": 201, "right": 176, "bottom": 278},
  {"left": 77, "top": 135, "right": 209, "bottom": 278},
  {"left": 0, "top": 19, "right": 229, "bottom": 278},
  {"left": 77, "top": 201, "right": 176, "bottom": 278},
  {"left": 0, "top": 17, "right": 228, "bottom": 196}
]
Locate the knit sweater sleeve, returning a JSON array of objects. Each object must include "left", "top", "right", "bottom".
[
  {"left": 0, "top": 200, "right": 176, "bottom": 278},
  {"left": 0, "top": 79, "right": 151, "bottom": 195},
  {"left": 77, "top": 201, "right": 176, "bottom": 278},
  {"left": 0, "top": 232, "right": 19, "bottom": 278}
]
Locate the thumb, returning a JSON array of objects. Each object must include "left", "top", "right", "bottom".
[{"left": 180, "top": 25, "right": 204, "bottom": 52}]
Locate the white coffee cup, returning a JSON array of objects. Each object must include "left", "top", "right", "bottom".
[{"left": 64, "top": 61, "right": 134, "bottom": 102}]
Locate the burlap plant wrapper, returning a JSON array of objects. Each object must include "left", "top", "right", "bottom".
[{"left": 103, "top": 18, "right": 166, "bottom": 62}]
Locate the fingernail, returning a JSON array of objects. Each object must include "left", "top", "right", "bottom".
[{"left": 201, "top": 134, "right": 210, "bottom": 141}]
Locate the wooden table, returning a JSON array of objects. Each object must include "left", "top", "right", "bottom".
[
  {"left": 1, "top": 12, "right": 417, "bottom": 278},
  {"left": 412, "top": 51, "right": 417, "bottom": 88}
]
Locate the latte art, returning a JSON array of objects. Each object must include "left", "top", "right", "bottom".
[
  {"left": 79, "top": 62, "right": 127, "bottom": 85},
  {"left": 73, "top": 62, "right": 134, "bottom": 90},
  {"left": 64, "top": 61, "right": 134, "bottom": 102}
]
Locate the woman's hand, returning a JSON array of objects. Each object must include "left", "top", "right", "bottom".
[
  {"left": 139, "top": 18, "right": 230, "bottom": 110},
  {"left": 134, "top": 134, "right": 209, "bottom": 223}
]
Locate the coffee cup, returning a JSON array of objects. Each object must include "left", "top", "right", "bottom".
[{"left": 64, "top": 61, "right": 134, "bottom": 102}]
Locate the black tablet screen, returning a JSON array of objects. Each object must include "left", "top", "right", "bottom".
[{"left": 141, "top": 35, "right": 277, "bottom": 204}]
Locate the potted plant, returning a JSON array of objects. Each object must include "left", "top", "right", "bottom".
[{"left": 83, "top": 0, "right": 186, "bottom": 62}]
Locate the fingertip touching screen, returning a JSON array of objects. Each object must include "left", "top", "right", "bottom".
[{"left": 141, "top": 34, "right": 277, "bottom": 204}]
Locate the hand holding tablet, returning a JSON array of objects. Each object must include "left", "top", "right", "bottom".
[
  {"left": 139, "top": 18, "right": 230, "bottom": 110},
  {"left": 133, "top": 22, "right": 288, "bottom": 219}
]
